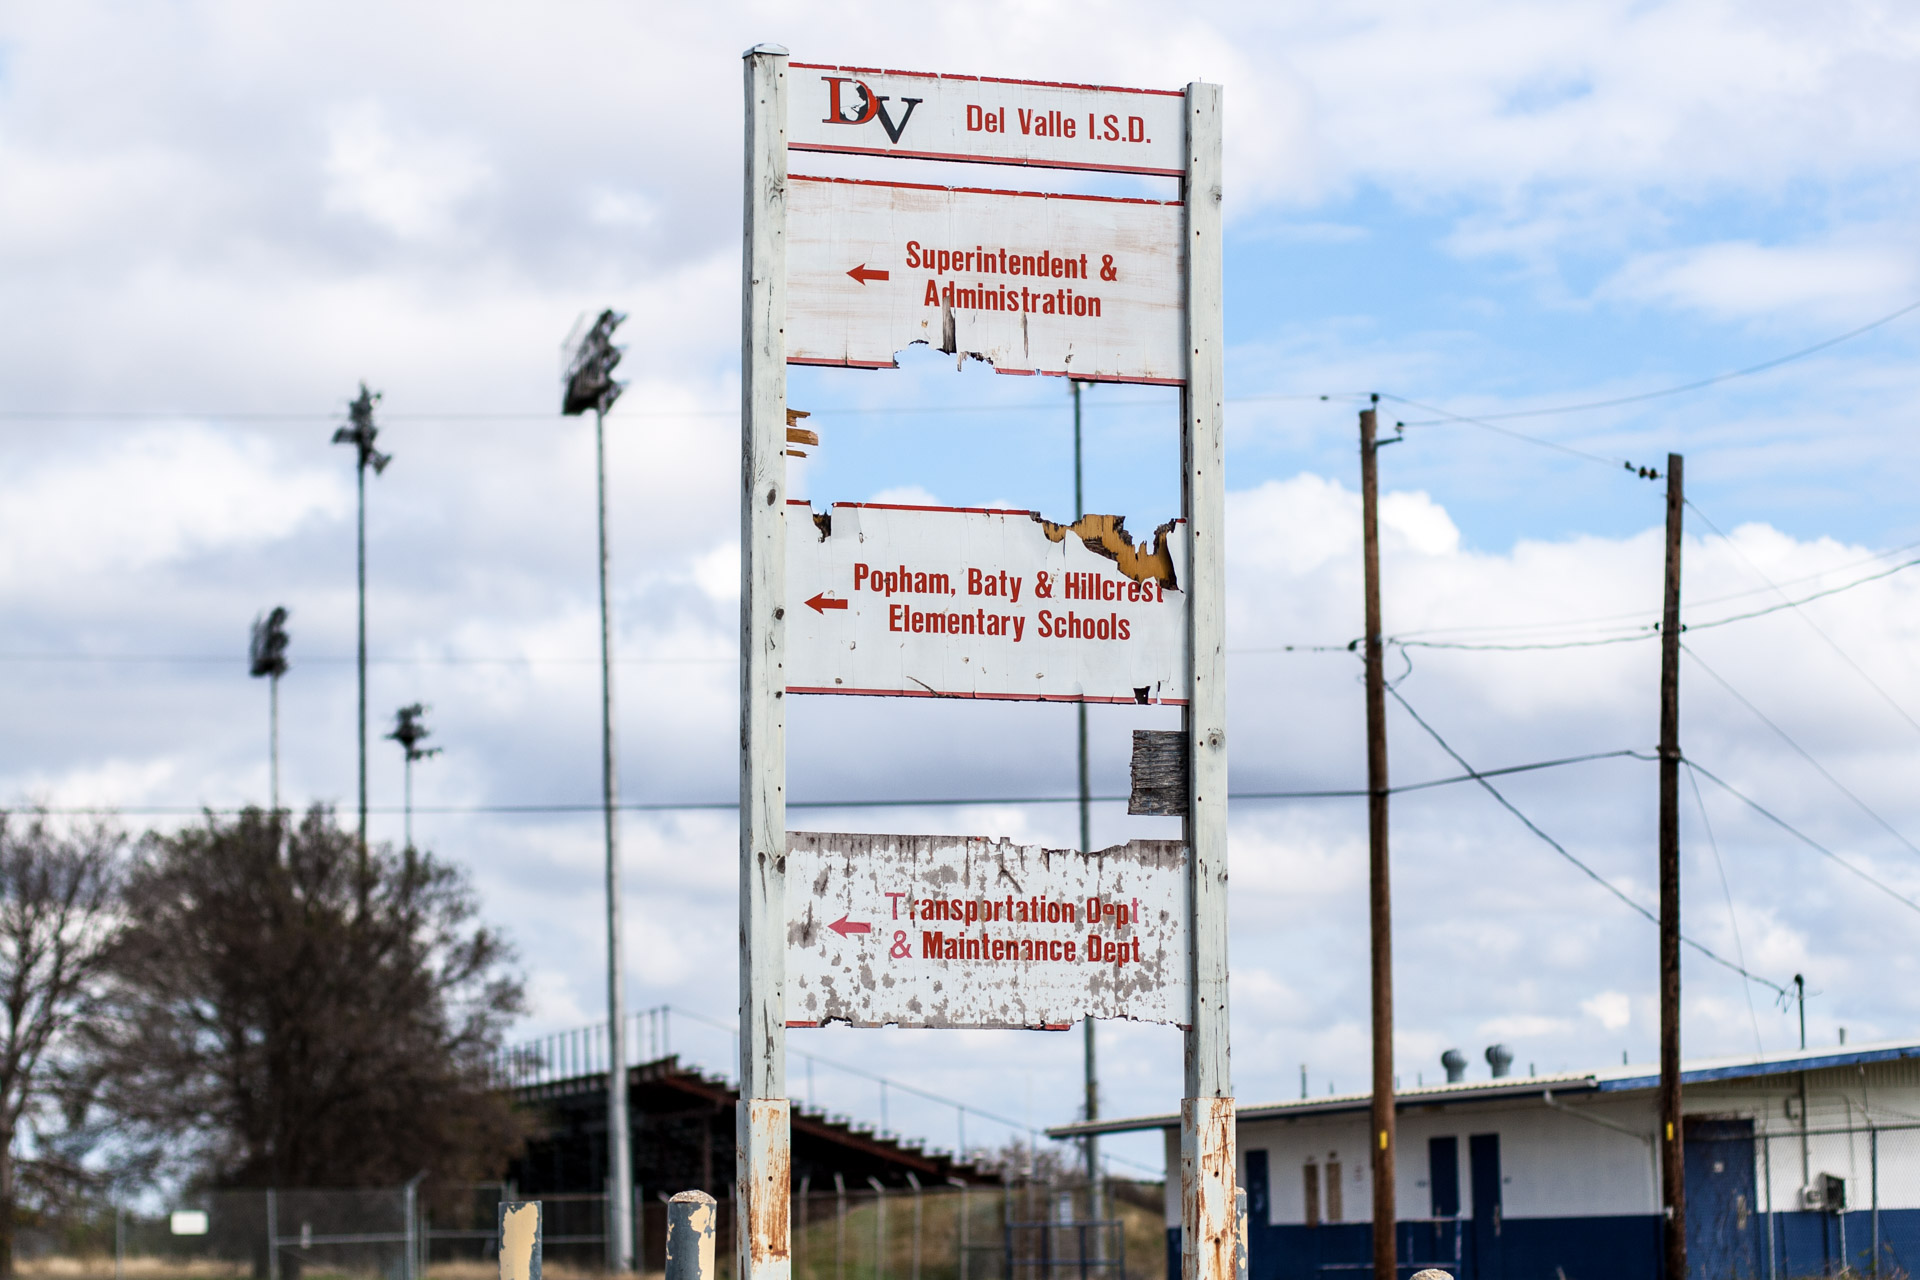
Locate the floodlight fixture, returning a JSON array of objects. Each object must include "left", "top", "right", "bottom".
[
  {"left": 250, "top": 606, "right": 292, "bottom": 821},
  {"left": 386, "top": 702, "right": 443, "bottom": 850},
  {"left": 562, "top": 309, "right": 626, "bottom": 417},
  {"left": 249, "top": 606, "right": 291, "bottom": 680},
  {"left": 332, "top": 383, "right": 392, "bottom": 473}
]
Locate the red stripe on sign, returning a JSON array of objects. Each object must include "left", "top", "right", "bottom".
[
  {"left": 788, "top": 63, "right": 1186, "bottom": 98},
  {"left": 832, "top": 501, "right": 1037, "bottom": 515},
  {"left": 789, "top": 142, "right": 1184, "bottom": 178},
  {"left": 787, "top": 685, "right": 1189, "bottom": 706},
  {"left": 787, "top": 356, "right": 900, "bottom": 370},
  {"left": 791, "top": 173, "right": 1182, "bottom": 207},
  {"left": 787, "top": 354, "right": 1188, "bottom": 389},
  {"left": 785, "top": 1020, "right": 821, "bottom": 1028}
]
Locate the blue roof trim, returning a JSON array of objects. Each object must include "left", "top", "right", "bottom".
[{"left": 1595, "top": 1044, "right": 1920, "bottom": 1092}]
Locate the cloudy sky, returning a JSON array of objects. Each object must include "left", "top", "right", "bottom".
[{"left": 6, "top": 2, "right": 1920, "bottom": 1177}]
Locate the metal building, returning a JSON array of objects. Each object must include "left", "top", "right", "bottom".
[{"left": 1053, "top": 1039, "right": 1920, "bottom": 1279}]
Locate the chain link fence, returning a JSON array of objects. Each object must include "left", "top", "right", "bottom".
[
  {"left": 1752, "top": 1123, "right": 1920, "bottom": 1279},
  {"left": 13, "top": 1178, "right": 1166, "bottom": 1280}
]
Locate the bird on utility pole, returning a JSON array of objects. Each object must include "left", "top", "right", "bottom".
[
  {"left": 385, "top": 703, "right": 442, "bottom": 852},
  {"left": 562, "top": 308, "right": 634, "bottom": 1274},
  {"left": 249, "top": 606, "right": 291, "bottom": 824},
  {"left": 332, "top": 384, "right": 390, "bottom": 890}
]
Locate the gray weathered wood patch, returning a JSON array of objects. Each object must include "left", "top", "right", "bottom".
[{"left": 1129, "top": 729, "right": 1189, "bottom": 816}]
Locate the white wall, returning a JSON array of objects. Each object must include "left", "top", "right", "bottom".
[
  {"left": 1156, "top": 1063, "right": 1920, "bottom": 1230},
  {"left": 1237, "top": 1094, "right": 1659, "bottom": 1222}
]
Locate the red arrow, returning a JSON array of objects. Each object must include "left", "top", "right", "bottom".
[
  {"left": 829, "top": 915, "right": 870, "bottom": 937},
  {"left": 846, "top": 264, "right": 890, "bottom": 285},
  {"left": 806, "top": 592, "right": 848, "bottom": 614}
]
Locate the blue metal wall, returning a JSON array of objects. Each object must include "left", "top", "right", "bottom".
[{"left": 1168, "top": 1210, "right": 1920, "bottom": 1279}]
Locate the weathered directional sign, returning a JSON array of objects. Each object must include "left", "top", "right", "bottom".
[
  {"left": 786, "top": 832, "right": 1190, "bottom": 1029},
  {"left": 786, "top": 500, "right": 1189, "bottom": 704},
  {"left": 788, "top": 177, "right": 1184, "bottom": 384},
  {"left": 790, "top": 64, "right": 1186, "bottom": 175}
]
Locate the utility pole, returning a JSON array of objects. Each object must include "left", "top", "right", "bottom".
[
  {"left": 564, "top": 309, "right": 633, "bottom": 1273},
  {"left": 1072, "top": 378, "right": 1100, "bottom": 1212},
  {"left": 332, "top": 384, "right": 389, "bottom": 882},
  {"left": 1359, "top": 400, "right": 1396, "bottom": 1280},
  {"left": 249, "top": 607, "right": 291, "bottom": 822},
  {"left": 1658, "top": 452, "right": 1685, "bottom": 1280},
  {"left": 385, "top": 703, "right": 442, "bottom": 850}
]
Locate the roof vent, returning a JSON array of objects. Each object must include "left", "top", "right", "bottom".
[
  {"left": 1486, "top": 1044, "right": 1514, "bottom": 1078},
  {"left": 1441, "top": 1049, "right": 1467, "bottom": 1083}
]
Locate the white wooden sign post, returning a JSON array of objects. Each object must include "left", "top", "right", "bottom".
[{"left": 740, "top": 45, "right": 1232, "bottom": 1280}]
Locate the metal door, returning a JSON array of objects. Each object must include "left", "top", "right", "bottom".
[
  {"left": 1468, "top": 1133, "right": 1502, "bottom": 1280},
  {"left": 1684, "top": 1118, "right": 1759, "bottom": 1280}
]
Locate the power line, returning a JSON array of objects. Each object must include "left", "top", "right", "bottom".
[
  {"left": 4, "top": 749, "right": 1643, "bottom": 818},
  {"left": 1682, "top": 644, "right": 1920, "bottom": 862},
  {"left": 1386, "top": 551, "right": 1920, "bottom": 653},
  {"left": 1684, "top": 760, "right": 1920, "bottom": 918},
  {"left": 1686, "top": 500, "right": 1920, "bottom": 739},
  {"left": 1684, "top": 763, "right": 1764, "bottom": 1055},
  {"left": 1392, "top": 294, "right": 1920, "bottom": 426},
  {"left": 1384, "top": 683, "right": 1788, "bottom": 995},
  {"left": 1377, "top": 392, "right": 1639, "bottom": 472},
  {"left": 1385, "top": 534, "right": 1920, "bottom": 644}
]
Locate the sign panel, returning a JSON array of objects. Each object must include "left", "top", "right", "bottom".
[
  {"left": 787, "top": 500, "right": 1189, "bottom": 705},
  {"left": 789, "top": 64, "right": 1186, "bottom": 176},
  {"left": 788, "top": 176, "right": 1185, "bottom": 384},
  {"left": 786, "top": 832, "right": 1190, "bottom": 1029}
]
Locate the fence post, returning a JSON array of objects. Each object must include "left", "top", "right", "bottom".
[
  {"left": 835, "top": 1175, "right": 847, "bottom": 1280},
  {"left": 666, "top": 1191, "right": 718, "bottom": 1280},
  {"left": 868, "top": 1178, "right": 887, "bottom": 1280},
  {"left": 405, "top": 1174, "right": 422, "bottom": 1280},
  {"left": 267, "top": 1188, "right": 279, "bottom": 1280},
  {"left": 906, "top": 1174, "right": 921, "bottom": 1280},
  {"left": 797, "top": 1176, "right": 812, "bottom": 1280},
  {"left": 500, "top": 1202, "right": 542, "bottom": 1280},
  {"left": 1234, "top": 1188, "right": 1247, "bottom": 1280},
  {"left": 954, "top": 1180, "right": 969, "bottom": 1280},
  {"left": 115, "top": 1203, "right": 124, "bottom": 1280},
  {"left": 637, "top": 1186, "right": 646, "bottom": 1276},
  {"left": 1871, "top": 1127, "right": 1880, "bottom": 1276}
]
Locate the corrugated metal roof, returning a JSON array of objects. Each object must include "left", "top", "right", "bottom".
[{"left": 1047, "top": 1038, "right": 1920, "bottom": 1138}]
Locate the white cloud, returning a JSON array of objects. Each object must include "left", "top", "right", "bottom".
[
  {"left": 1600, "top": 240, "right": 1919, "bottom": 321},
  {"left": 0, "top": 426, "right": 347, "bottom": 589},
  {"left": 322, "top": 101, "right": 490, "bottom": 241},
  {"left": 1581, "top": 990, "right": 1633, "bottom": 1030}
]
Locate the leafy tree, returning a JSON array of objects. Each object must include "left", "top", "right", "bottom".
[
  {"left": 85, "top": 806, "right": 525, "bottom": 1189},
  {"left": 0, "top": 812, "right": 123, "bottom": 1280}
]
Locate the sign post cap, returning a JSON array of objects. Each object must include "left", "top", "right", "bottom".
[{"left": 744, "top": 43, "right": 789, "bottom": 58}]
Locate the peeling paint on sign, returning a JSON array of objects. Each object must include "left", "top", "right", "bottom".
[
  {"left": 787, "top": 500, "right": 1190, "bottom": 704},
  {"left": 789, "top": 65, "right": 1187, "bottom": 176},
  {"left": 787, "top": 176, "right": 1185, "bottom": 385},
  {"left": 785, "top": 832, "right": 1190, "bottom": 1029}
]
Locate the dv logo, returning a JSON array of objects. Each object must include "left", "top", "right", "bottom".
[{"left": 821, "top": 76, "right": 923, "bottom": 144}]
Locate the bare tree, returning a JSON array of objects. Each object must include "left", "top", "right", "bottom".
[
  {"left": 86, "top": 806, "right": 524, "bottom": 1190},
  {"left": 0, "top": 812, "right": 122, "bottom": 1279}
]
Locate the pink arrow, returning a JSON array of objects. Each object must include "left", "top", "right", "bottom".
[{"left": 829, "top": 915, "right": 871, "bottom": 937}]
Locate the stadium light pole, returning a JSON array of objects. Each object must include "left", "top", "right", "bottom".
[
  {"left": 249, "top": 607, "right": 292, "bottom": 822},
  {"left": 385, "top": 703, "right": 442, "bottom": 851},
  {"left": 563, "top": 309, "right": 633, "bottom": 1274},
  {"left": 332, "top": 383, "right": 390, "bottom": 888}
]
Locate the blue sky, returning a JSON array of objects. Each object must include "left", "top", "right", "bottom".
[{"left": 4, "top": 1, "right": 1920, "bottom": 1180}]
